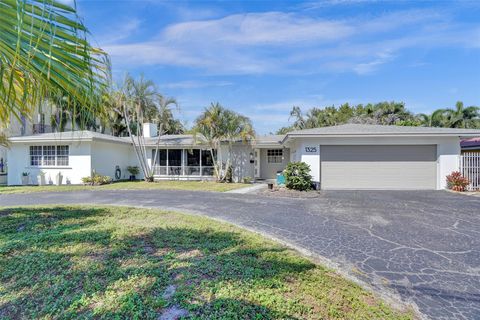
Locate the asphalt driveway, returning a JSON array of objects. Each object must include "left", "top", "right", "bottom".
[{"left": 1, "top": 190, "right": 479, "bottom": 319}]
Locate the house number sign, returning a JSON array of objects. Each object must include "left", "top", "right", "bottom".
[{"left": 305, "top": 146, "right": 317, "bottom": 153}]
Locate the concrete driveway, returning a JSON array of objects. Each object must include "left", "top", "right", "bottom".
[{"left": 0, "top": 190, "right": 479, "bottom": 319}]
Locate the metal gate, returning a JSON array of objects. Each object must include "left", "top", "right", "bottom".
[{"left": 460, "top": 153, "right": 480, "bottom": 191}]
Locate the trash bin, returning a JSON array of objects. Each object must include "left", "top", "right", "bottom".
[{"left": 276, "top": 171, "right": 285, "bottom": 185}]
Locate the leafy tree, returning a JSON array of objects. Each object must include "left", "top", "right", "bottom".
[
  {"left": 106, "top": 75, "right": 182, "bottom": 181},
  {"left": 124, "top": 74, "right": 160, "bottom": 125},
  {"left": 154, "top": 96, "right": 184, "bottom": 134},
  {"left": 416, "top": 109, "right": 445, "bottom": 127},
  {"left": 276, "top": 101, "right": 480, "bottom": 134},
  {"left": 432, "top": 101, "right": 480, "bottom": 128},
  {"left": 194, "top": 103, "right": 255, "bottom": 182}
]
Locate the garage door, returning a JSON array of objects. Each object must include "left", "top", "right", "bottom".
[{"left": 320, "top": 145, "right": 437, "bottom": 190}]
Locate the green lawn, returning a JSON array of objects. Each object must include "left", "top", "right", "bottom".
[
  {"left": 0, "top": 206, "right": 413, "bottom": 319},
  {"left": 0, "top": 180, "right": 247, "bottom": 194}
]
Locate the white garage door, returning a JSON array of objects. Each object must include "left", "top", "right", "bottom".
[{"left": 320, "top": 145, "right": 437, "bottom": 190}]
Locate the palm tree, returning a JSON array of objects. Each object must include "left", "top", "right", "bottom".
[
  {"left": 417, "top": 109, "right": 446, "bottom": 127},
  {"left": 435, "top": 101, "right": 480, "bottom": 128},
  {"left": 124, "top": 74, "right": 161, "bottom": 129},
  {"left": 289, "top": 106, "right": 306, "bottom": 130},
  {"left": 0, "top": 0, "right": 109, "bottom": 127},
  {"left": 154, "top": 96, "right": 184, "bottom": 134},
  {"left": 194, "top": 103, "right": 255, "bottom": 182}
]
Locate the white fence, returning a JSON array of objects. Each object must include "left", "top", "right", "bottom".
[{"left": 460, "top": 153, "right": 480, "bottom": 191}]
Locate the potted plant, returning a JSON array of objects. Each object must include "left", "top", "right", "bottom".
[
  {"left": 37, "top": 171, "right": 46, "bottom": 186},
  {"left": 55, "top": 172, "right": 63, "bottom": 186},
  {"left": 21, "top": 172, "right": 30, "bottom": 185},
  {"left": 127, "top": 166, "right": 140, "bottom": 181}
]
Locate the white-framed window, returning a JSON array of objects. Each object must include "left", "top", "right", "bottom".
[
  {"left": 267, "top": 149, "right": 283, "bottom": 164},
  {"left": 29, "top": 146, "right": 69, "bottom": 167}
]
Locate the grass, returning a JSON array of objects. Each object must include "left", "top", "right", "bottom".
[
  {"left": 0, "top": 180, "right": 247, "bottom": 194},
  {"left": 0, "top": 205, "right": 414, "bottom": 319}
]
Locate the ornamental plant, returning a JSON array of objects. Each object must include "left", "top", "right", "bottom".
[
  {"left": 284, "top": 162, "right": 313, "bottom": 191},
  {"left": 81, "top": 173, "right": 112, "bottom": 186},
  {"left": 127, "top": 166, "right": 140, "bottom": 176},
  {"left": 446, "top": 171, "right": 469, "bottom": 192}
]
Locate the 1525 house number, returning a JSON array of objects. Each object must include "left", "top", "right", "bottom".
[{"left": 305, "top": 147, "right": 317, "bottom": 153}]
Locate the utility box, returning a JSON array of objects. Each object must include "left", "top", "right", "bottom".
[{"left": 276, "top": 172, "right": 285, "bottom": 185}]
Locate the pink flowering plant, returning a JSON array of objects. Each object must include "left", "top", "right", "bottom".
[{"left": 446, "top": 171, "right": 469, "bottom": 192}]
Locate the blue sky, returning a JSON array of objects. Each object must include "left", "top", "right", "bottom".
[{"left": 75, "top": 0, "right": 480, "bottom": 134}]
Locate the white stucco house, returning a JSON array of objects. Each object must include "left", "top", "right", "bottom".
[{"left": 2, "top": 123, "right": 480, "bottom": 190}]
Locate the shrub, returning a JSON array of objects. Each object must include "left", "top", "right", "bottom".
[
  {"left": 284, "top": 162, "right": 313, "bottom": 191},
  {"left": 81, "top": 176, "right": 92, "bottom": 185},
  {"left": 243, "top": 176, "right": 252, "bottom": 184},
  {"left": 127, "top": 166, "right": 140, "bottom": 176},
  {"left": 81, "top": 173, "right": 112, "bottom": 186},
  {"left": 93, "top": 174, "right": 112, "bottom": 185},
  {"left": 446, "top": 171, "right": 469, "bottom": 192}
]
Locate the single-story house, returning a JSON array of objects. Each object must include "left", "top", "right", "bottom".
[
  {"left": 3, "top": 123, "right": 480, "bottom": 190},
  {"left": 461, "top": 137, "right": 480, "bottom": 153}
]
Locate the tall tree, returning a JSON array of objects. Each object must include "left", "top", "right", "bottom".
[
  {"left": 112, "top": 74, "right": 183, "bottom": 181},
  {"left": 154, "top": 96, "right": 184, "bottom": 134},
  {"left": 0, "top": 0, "right": 109, "bottom": 129},
  {"left": 194, "top": 103, "right": 255, "bottom": 182},
  {"left": 124, "top": 74, "right": 160, "bottom": 127},
  {"left": 434, "top": 101, "right": 480, "bottom": 128}
]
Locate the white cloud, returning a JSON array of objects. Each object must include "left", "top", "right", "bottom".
[
  {"left": 99, "top": 18, "right": 142, "bottom": 44},
  {"left": 162, "top": 12, "right": 353, "bottom": 45},
  {"left": 353, "top": 51, "right": 395, "bottom": 75},
  {"left": 103, "top": 9, "right": 480, "bottom": 76},
  {"left": 161, "top": 80, "right": 233, "bottom": 89}
]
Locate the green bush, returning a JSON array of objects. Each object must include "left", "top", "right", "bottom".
[
  {"left": 81, "top": 173, "right": 112, "bottom": 186},
  {"left": 81, "top": 176, "right": 92, "bottom": 185},
  {"left": 284, "top": 162, "right": 313, "bottom": 191},
  {"left": 127, "top": 166, "right": 140, "bottom": 176}
]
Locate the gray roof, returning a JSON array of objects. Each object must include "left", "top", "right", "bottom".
[
  {"left": 9, "top": 131, "right": 131, "bottom": 144},
  {"left": 142, "top": 134, "right": 207, "bottom": 146},
  {"left": 255, "top": 135, "right": 284, "bottom": 146},
  {"left": 284, "top": 124, "right": 480, "bottom": 138}
]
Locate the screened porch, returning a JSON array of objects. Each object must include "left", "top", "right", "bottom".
[{"left": 151, "top": 149, "right": 216, "bottom": 177}]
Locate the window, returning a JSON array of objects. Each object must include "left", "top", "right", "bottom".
[
  {"left": 56, "top": 146, "right": 69, "bottom": 166},
  {"left": 267, "top": 149, "right": 283, "bottom": 164},
  {"left": 29, "top": 146, "right": 69, "bottom": 166}
]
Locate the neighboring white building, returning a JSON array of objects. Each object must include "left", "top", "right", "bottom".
[{"left": 3, "top": 123, "right": 480, "bottom": 190}]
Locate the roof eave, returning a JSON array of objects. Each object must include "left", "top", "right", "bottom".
[
  {"left": 9, "top": 137, "right": 94, "bottom": 143},
  {"left": 282, "top": 132, "right": 480, "bottom": 144}
]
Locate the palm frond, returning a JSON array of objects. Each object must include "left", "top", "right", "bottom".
[{"left": 0, "top": 0, "right": 109, "bottom": 127}]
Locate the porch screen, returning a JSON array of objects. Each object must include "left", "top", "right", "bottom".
[
  {"left": 152, "top": 149, "right": 167, "bottom": 175},
  {"left": 186, "top": 149, "right": 200, "bottom": 175},
  {"left": 168, "top": 149, "right": 182, "bottom": 175},
  {"left": 201, "top": 150, "right": 215, "bottom": 176}
]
